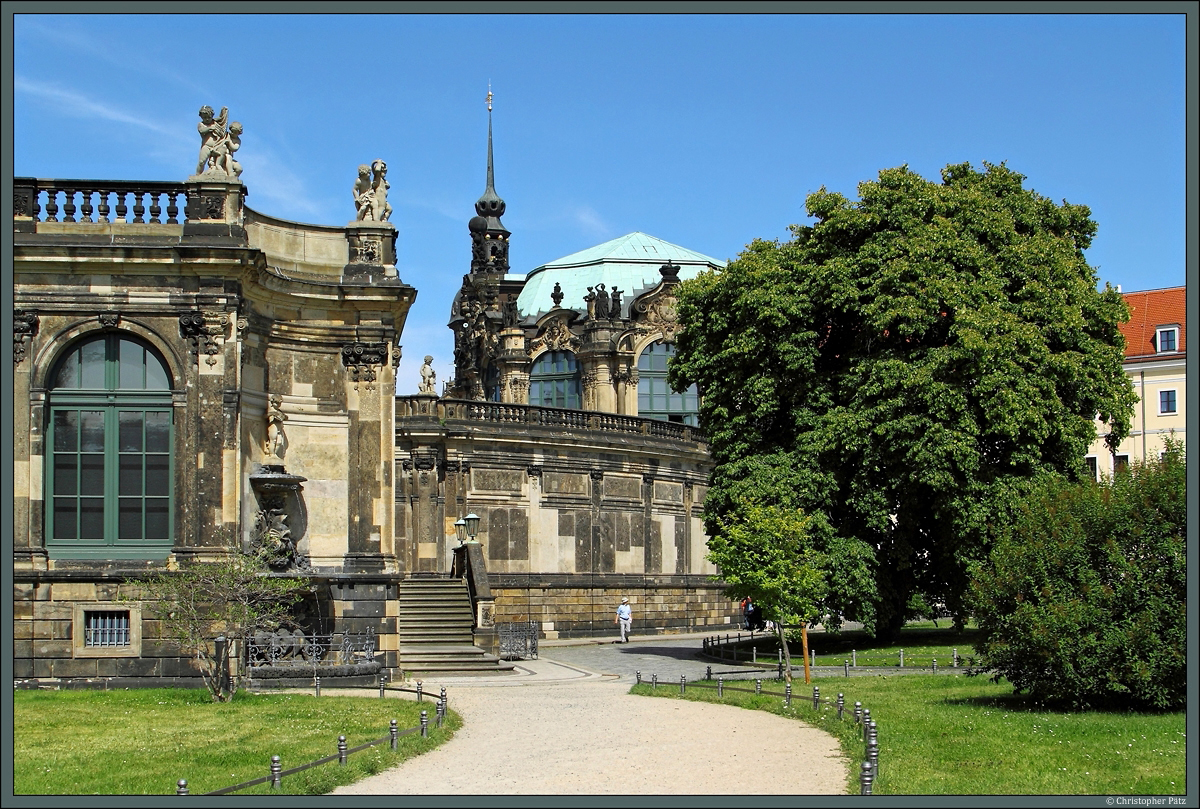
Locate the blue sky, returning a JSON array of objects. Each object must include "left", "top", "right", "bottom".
[{"left": 12, "top": 12, "right": 1187, "bottom": 394}]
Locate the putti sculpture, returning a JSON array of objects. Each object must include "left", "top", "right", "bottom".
[
  {"left": 195, "top": 105, "right": 243, "bottom": 178},
  {"left": 353, "top": 160, "right": 393, "bottom": 222}
]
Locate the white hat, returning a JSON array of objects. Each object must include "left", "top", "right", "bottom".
[{"left": 621, "top": 597, "right": 629, "bottom": 603}]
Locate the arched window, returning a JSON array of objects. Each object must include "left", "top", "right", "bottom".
[
  {"left": 46, "top": 333, "right": 174, "bottom": 559},
  {"left": 637, "top": 341, "right": 698, "bottom": 425},
  {"left": 528, "top": 351, "right": 581, "bottom": 409}
]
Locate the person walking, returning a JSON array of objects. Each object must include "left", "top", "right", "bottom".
[{"left": 615, "top": 597, "right": 632, "bottom": 643}]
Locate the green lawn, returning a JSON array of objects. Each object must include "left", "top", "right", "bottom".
[
  {"left": 633, "top": 672, "right": 1185, "bottom": 795},
  {"left": 13, "top": 688, "right": 458, "bottom": 795}
]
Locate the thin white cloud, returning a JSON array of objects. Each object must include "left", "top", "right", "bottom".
[
  {"left": 571, "top": 205, "right": 612, "bottom": 239},
  {"left": 15, "top": 76, "right": 186, "bottom": 144},
  {"left": 236, "top": 150, "right": 325, "bottom": 221}
]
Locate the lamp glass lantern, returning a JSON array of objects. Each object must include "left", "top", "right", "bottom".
[
  {"left": 454, "top": 518, "right": 466, "bottom": 545},
  {"left": 464, "top": 513, "right": 481, "bottom": 542}
]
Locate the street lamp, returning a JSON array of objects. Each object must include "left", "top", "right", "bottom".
[
  {"left": 464, "top": 513, "right": 481, "bottom": 543},
  {"left": 454, "top": 517, "right": 466, "bottom": 546}
]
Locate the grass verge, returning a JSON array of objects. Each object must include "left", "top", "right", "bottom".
[
  {"left": 13, "top": 688, "right": 459, "bottom": 795},
  {"left": 632, "top": 673, "right": 1185, "bottom": 795}
]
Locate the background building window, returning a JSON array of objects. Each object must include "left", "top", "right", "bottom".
[
  {"left": 72, "top": 605, "right": 142, "bottom": 658},
  {"left": 528, "top": 351, "right": 581, "bottom": 409},
  {"left": 1156, "top": 327, "right": 1178, "bottom": 353},
  {"left": 1085, "top": 456, "right": 1098, "bottom": 481},
  {"left": 1114, "top": 454, "right": 1130, "bottom": 474},
  {"left": 84, "top": 610, "right": 130, "bottom": 647},
  {"left": 1160, "top": 389, "right": 1177, "bottom": 414},
  {"left": 47, "top": 334, "right": 173, "bottom": 559},
  {"left": 637, "top": 341, "right": 699, "bottom": 425}
]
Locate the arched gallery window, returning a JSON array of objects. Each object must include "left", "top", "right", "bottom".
[
  {"left": 637, "top": 341, "right": 698, "bottom": 425},
  {"left": 528, "top": 351, "right": 581, "bottom": 409},
  {"left": 46, "top": 333, "right": 174, "bottom": 559}
]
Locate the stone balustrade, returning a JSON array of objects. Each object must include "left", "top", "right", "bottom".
[
  {"left": 13, "top": 178, "right": 191, "bottom": 225},
  {"left": 397, "top": 396, "right": 705, "bottom": 444}
]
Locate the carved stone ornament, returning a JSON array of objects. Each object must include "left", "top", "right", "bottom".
[
  {"left": 341, "top": 341, "right": 389, "bottom": 389},
  {"left": 198, "top": 194, "right": 225, "bottom": 219},
  {"left": 589, "top": 469, "right": 604, "bottom": 481},
  {"left": 13, "top": 188, "right": 32, "bottom": 218},
  {"left": 419, "top": 355, "right": 437, "bottom": 394},
  {"left": 528, "top": 317, "right": 579, "bottom": 356},
  {"left": 526, "top": 464, "right": 543, "bottom": 477},
  {"left": 636, "top": 291, "right": 682, "bottom": 342},
  {"left": 13, "top": 310, "right": 38, "bottom": 365},
  {"left": 550, "top": 282, "right": 564, "bottom": 308},
  {"left": 98, "top": 312, "right": 121, "bottom": 329},
  {"left": 179, "top": 311, "right": 230, "bottom": 366},
  {"left": 264, "top": 394, "right": 287, "bottom": 459},
  {"left": 413, "top": 454, "right": 438, "bottom": 472},
  {"left": 351, "top": 238, "right": 383, "bottom": 265},
  {"left": 194, "top": 105, "right": 243, "bottom": 179}
]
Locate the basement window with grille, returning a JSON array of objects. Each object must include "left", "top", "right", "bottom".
[{"left": 72, "top": 605, "right": 142, "bottom": 658}]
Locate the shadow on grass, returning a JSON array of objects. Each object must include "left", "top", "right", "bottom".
[{"left": 942, "top": 689, "right": 1182, "bottom": 716}]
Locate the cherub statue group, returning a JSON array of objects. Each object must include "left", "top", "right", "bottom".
[
  {"left": 353, "top": 160, "right": 393, "bottom": 222},
  {"left": 195, "top": 105, "right": 243, "bottom": 178}
]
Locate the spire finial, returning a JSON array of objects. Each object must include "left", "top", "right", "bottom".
[{"left": 486, "top": 81, "right": 493, "bottom": 112}]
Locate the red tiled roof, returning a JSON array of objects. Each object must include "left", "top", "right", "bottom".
[{"left": 1119, "top": 286, "right": 1186, "bottom": 362}]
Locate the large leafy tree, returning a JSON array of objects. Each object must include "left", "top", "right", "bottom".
[{"left": 671, "top": 162, "right": 1136, "bottom": 640}]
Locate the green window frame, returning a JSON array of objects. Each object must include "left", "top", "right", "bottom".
[
  {"left": 637, "top": 341, "right": 698, "bottom": 425},
  {"left": 46, "top": 334, "right": 174, "bottom": 559},
  {"left": 528, "top": 351, "right": 581, "bottom": 409}
]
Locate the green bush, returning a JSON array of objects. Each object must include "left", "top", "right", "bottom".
[{"left": 969, "top": 440, "right": 1185, "bottom": 709}]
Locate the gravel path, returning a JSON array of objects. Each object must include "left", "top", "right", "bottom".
[{"left": 331, "top": 637, "right": 849, "bottom": 796}]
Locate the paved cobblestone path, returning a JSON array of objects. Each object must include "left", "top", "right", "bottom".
[{"left": 331, "top": 634, "right": 849, "bottom": 796}]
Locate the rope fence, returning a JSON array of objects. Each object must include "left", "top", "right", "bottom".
[
  {"left": 635, "top": 668, "right": 883, "bottom": 795},
  {"left": 175, "top": 673, "right": 450, "bottom": 795}
]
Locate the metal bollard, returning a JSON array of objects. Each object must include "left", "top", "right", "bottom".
[
  {"left": 338, "top": 735, "right": 347, "bottom": 766},
  {"left": 868, "top": 725, "right": 880, "bottom": 779},
  {"left": 837, "top": 693, "right": 845, "bottom": 720},
  {"left": 953, "top": 648, "right": 959, "bottom": 667},
  {"left": 717, "top": 677, "right": 723, "bottom": 697},
  {"left": 844, "top": 660, "right": 850, "bottom": 677},
  {"left": 390, "top": 719, "right": 399, "bottom": 751},
  {"left": 706, "top": 665, "right": 712, "bottom": 681},
  {"left": 636, "top": 670, "right": 642, "bottom": 684},
  {"left": 785, "top": 682, "right": 791, "bottom": 707},
  {"left": 177, "top": 779, "right": 189, "bottom": 795},
  {"left": 932, "top": 658, "right": 938, "bottom": 673},
  {"left": 752, "top": 645, "right": 757, "bottom": 664},
  {"left": 755, "top": 678, "right": 762, "bottom": 695},
  {"left": 852, "top": 649, "right": 857, "bottom": 667},
  {"left": 379, "top": 671, "right": 388, "bottom": 698},
  {"left": 853, "top": 701, "right": 862, "bottom": 724},
  {"left": 811, "top": 649, "right": 816, "bottom": 669},
  {"left": 680, "top": 675, "right": 686, "bottom": 695},
  {"left": 416, "top": 680, "right": 423, "bottom": 702},
  {"left": 813, "top": 686, "right": 820, "bottom": 709},
  {"left": 899, "top": 649, "right": 904, "bottom": 668},
  {"left": 315, "top": 675, "right": 321, "bottom": 698},
  {"left": 862, "top": 709, "right": 872, "bottom": 741},
  {"left": 420, "top": 710, "right": 428, "bottom": 738},
  {"left": 440, "top": 686, "right": 447, "bottom": 711},
  {"left": 437, "top": 697, "right": 445, "bottom": 728},
  {"left": 652, "top": 673, "right": 657, "bottom": 689},
  {"left": 270, "top": 755, "right": 282, "bottom": 790},
  {"left": 860, "top": 760, "right": 874, "bottom": 795}
]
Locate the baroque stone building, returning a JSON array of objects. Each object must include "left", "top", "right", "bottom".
[{"left": 12, "top": 106, "right": 737, "bottom": 687}]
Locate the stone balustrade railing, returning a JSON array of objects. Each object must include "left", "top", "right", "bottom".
[
  {"left": 396, "top": 396, "right": 706, "bottom": 444},
  {"left": 14, "top": 178, "right": 192, "bottom": 225}
]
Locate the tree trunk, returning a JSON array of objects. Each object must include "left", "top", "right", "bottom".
[
  {"left": 800, "top": 622, "right": 811, "bottom": 685},
  {"left": 776, "top": 622, "right": 792, "bottom": 685}
]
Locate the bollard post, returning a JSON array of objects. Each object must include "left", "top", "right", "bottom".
[
  {"left": 315, "top": 675, "right": 321, "bottom": 698},
  {"left": 811, "top": 649, "right": 816, "bottom": 669},
  {"left": 844, "top": 660, "right": 850, "bottom": 677},
  {"left": 853, "top": 701, "right": 862, "bottom": 724},
  {"left": 706, "top": 665, "right": 712, "bottom": 681},
  {"left": 420, "top": 710, "right": 428, "bottom": 738},
  {"left": 416, "top": 681, "right": 423, "bottom": 702},
  {"left": 953, "top": 648, "right": 959, "bottom": 668},
  {"left": 718, "top": 677, "right": 724, "bottom": 697},
  {"left": 378, "top": 671, "right": 388, "bottom": 698},
  {"left": 437, "top": 697, "right": 445, "bottom": 728},
  {"left": 785, "top": 682, "right": 791, "bottom": 707},
  {"left": 652, "top": 673, "right": 657, "bottom": 689},
  {"left": 755, "top": 678, "right": 762, "bottom": 695},
  {"left": 932, "top": 658, "right": 938, "bottom": 674},
  {"left": 852, "top": 649, "right": 857, "bottom": 668},
  {"left": 868, "top": 725, "right": 880, "bottom": 780},
  {"left": 177, "top": 779, "right": 189, "bottom": 795},
  {"left": 752, "top": 646, "right": 757, "bottom": 664},
  {"left": 862, "top": 709, "right": 871, "bottom": 741},
  {"left": 390, "top": 719, "right": 399, "bottom": 751},
  {"left": 270, "top": 755, "right": 282, "bottom": 790},
  {"left": 813, "top": 686, "right": 820, "bottom": 709},
  {"left": 681, "top": 675, "right": 687, "bottom": 695},
  {"left": 860, "top": 760, "right": 874, "bottom": 795},
  {"left": 899, "top": 649, "right": 904, "bottom": 668},
  {"left": 338, "top": 735, "right": 348, "bottom": 766},
  {"left": 636, "top": 670, "right": 642, "bottom": 685},
  {"left": 837, "top": 693, "right": 845, "bottom": 720},
  {"left": 440, "top": 686, "right": 447, "bottom": 711}
]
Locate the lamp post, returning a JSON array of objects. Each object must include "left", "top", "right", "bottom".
[
  {"left": 454, "top": 517, "right": 466, "bottom": 546},
  {"left": 464, "top": 513, "right": 480, "bottom": 543}
]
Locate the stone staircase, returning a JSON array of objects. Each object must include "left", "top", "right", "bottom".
[{"left": 396, "top": 577, "right": 515, "bottom": 675}]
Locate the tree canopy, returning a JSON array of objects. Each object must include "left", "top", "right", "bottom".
[{"left": 670, "top": 162, "right": 1136, "bottom": 639}]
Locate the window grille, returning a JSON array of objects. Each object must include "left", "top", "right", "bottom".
[{"left": 84, "top": 610, "right": 131, "bottom": 647}]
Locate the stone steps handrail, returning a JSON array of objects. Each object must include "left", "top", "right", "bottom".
[
  {"left": 14, "top": 177, "right": 191, "bottom": 225},
  {"left": 397, "top": 396, "right": 707, "bottom": 443}
]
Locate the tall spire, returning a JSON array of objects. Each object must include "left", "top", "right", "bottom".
[{"left": 469, "top": 82, "right": 510, "bottom": 274}]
